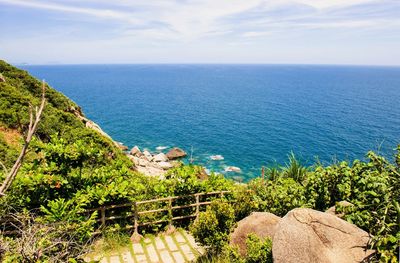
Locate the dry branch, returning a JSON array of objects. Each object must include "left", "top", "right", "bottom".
[{"left": 0, "top": 81, "right": 46, "bottom": 197}]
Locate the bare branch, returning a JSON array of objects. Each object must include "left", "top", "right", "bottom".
[
  {"left": 28, "top": 103, "right": 33, "bottom": 133},
  {"left": 0, "top": 80, "right": 46, "bottom": 196}
]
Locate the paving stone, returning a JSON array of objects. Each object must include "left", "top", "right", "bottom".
[
  {"left": 172, "top": 251, "right": 186, "bottom": 263},
  {"left": 164, "top": 236, "right": 179, "bottom": 251},
  {"left": 146, "top": 243, "right": 160, "bottom": 263},
  {"left": 180, "top": 244, "right": 195, "bottom": 261},
  {"left": 196, "top": 246, "right": 206, "bottom": 255},
  {"left": 88, "top": 231, "right": 205, "bottom": 263},
  {"left": 159, "top": 250, "right": 175, "bottom": 263},
  {"left": 184, "top": 232, "right": 197, "bottom": 246},
  {"left": 174, "top": 232, "right": 186, "bottom": 244},
  {"left": 132, "top": 243, "right": 144, "bottom": 254},
  {"left": 121, "top": 251, "right": 135, "bottom": 263},
  {"left": 155, "top": 238, "right": 166, "bottom": 250},
  {"left": 136, "top": 254, "right": 147, "bottom": 263}
]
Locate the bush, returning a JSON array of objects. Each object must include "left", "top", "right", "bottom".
[
  {"left": 245, "top": 234, "right": 273, "bottom": 263},
  {"left": 0, "top": 210, "right": 93, "bottom": 263},
  {"left": 231, "top": 185, "right": 258, "bottom": 220},
  {"left": 191, "top": 200, "right": 235, "bottom": 253},
  {"left": 249, "top": 177, "right": 309, "bottom": 216}
]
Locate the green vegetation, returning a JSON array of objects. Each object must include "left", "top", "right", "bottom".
[
  {"left": 192, "top": 150, "right": 400, "bottom": 262},
  {"left": 0, "top": 60, "right": 399, "bottom": 262},
  {"left": 191, "top": 200, "right": 236, "bottom": 253},
  {"left": 0, "top": 61, "right": 232, "bottom": 262}
]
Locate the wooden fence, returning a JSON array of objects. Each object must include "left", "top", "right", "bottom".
[{"left": 85, "top": 190, "right": 231, "bottom": 235}]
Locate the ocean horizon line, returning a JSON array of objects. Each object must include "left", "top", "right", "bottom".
[{"left": 14, "top": 62, "right": 400, "bottom": 68}]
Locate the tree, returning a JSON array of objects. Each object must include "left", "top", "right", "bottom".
[{"left": 0, "top": 81, "right": 46, "bottom": 197}]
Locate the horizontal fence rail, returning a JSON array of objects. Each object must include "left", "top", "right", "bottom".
[
  {"left": 0, "top": 191, "right": 232, "bottom": 236},
  {"left": 85, "top": 190, "right": 231, "bottom": 235}
]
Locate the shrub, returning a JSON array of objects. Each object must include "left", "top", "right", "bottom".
[
  {"left": 245, "top": 234, "right": 273, "bottom": 263},
  {"left": 249, "top": 177, "right": 309, "bottom": 216},
  {"left": 0, "top": 210, "right": 92, "bottom": 263},
  {"left": 231, "top": 185, "right": 258, "bottom": 220},
  {"left": 191, "top": 200, "right": 235, "bottom": 253}
]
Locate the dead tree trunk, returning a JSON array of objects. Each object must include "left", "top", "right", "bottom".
[{"left": 0, "top": 81, "right": 46, "bottom": 197}]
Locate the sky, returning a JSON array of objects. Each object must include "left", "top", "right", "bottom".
[{"left": 0, "top": 0, "right": 399, "bottom": 65}]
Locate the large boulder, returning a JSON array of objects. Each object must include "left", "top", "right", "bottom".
[
  {"left": 166, "top": 147, "right": 187, "bottom": 160},
  {"left": 273, "top": 208, "right": 374, "bottom": 263},
  {"left": 230, "top": 212, "right": 280, "bottom": 256}
]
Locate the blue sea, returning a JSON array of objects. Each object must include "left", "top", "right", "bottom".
[{"left": 21, "top": 64, "right": 400, "bottom": 181}]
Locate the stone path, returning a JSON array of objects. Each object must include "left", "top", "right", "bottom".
[{"left": 86, "top": 229, "right": 205, "bottom": 263}]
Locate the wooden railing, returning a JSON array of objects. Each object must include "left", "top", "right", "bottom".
[
  {"left": 85, "top": 190, "right": 231, "bottom": 235},
  {"left": 0, "top": 191, "right": 231, "bottom": 237}
]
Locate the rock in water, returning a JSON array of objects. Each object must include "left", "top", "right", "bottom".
[
  {"left": 272, "top": 208, "right": 375, "bottom": 263},
  {"left": 153, "top": 153, "right": 168, "bottom": 162},
  {"left": 130, "top": 146, "right": 141, "bottom": 156},
  {"left": 225, "top": 166, "right": 241, "bottom": 173},
  {"left": 230, "top": 212, "right": 280, "bottom": 256},
  {"left": 166, "top": 147, "right": 187, "bottom": 160},
  {"left": 210, "top": 155, "right": 224, "bottom": 160}
]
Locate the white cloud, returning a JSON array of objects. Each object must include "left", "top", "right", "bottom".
[
  {"left": 1, "top": 0, "right": 400, "bottom": 65},
  {"left": 0, "top": 0, "right": 134, "bottom": 19},
  {"left": 0, "top": 0, "right": 394, "bottom": 41},
  {"left": 291, "top": 0, "right": 376, "bottom": 10}
]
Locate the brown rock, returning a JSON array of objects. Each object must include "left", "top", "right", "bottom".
[
  {"left": 166, "top": 147, "right": 187, "bottom": 160},
  {"left": 230, "top": 212, "right": 280, "bottom": 256},
  {"left": 197, "top": 168, "right": 209, "bottom": 181},
  {"left": 153, "top": 153, "right": 168, "bottom": 162},
  {"left": 130, "top": 146, "right": 141, "bottom": 157},
  {"left": 325, "top": 201, "right": 354, "bottom": 218},
  {"left": 273, "top": 208, "right": 375, "bottom": 263},
  {"left": 142, "top": 150, "right": 153, "bottom": 161}
]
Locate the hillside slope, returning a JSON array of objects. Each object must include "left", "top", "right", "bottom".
[{"left": 0, "top": 60, "right": 128, "bottom": 167}]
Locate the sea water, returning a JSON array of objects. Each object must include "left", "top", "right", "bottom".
[{"left": 22, "top": 64, "right": 400, "bottom": 181}]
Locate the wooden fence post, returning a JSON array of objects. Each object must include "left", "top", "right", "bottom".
[
  {"left": 166, "top": 197, "right": 176, "bottom": 234},
  {"left": 130, "top": 201, "right": 142, "bottom": 243},
  {"left": 195, "top": 194, "right": 200, "bottom": 219},
  {"left": 100, "top": 207, "right": 106, "bottom": 227},
  {"left": 134, "top": 201, "right": 138, "bottom": 234}
]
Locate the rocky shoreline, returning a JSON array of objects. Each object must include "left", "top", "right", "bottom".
[
  {"left": 76, "top": 110, "right": 243, "bottom": 177},
  {"left": 127, "top": 146, "right": 188, "bottom": 177}
]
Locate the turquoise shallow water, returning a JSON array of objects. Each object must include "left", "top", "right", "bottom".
[{"left": 22, "top": 64, "right": 400, "bottom": 181}]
